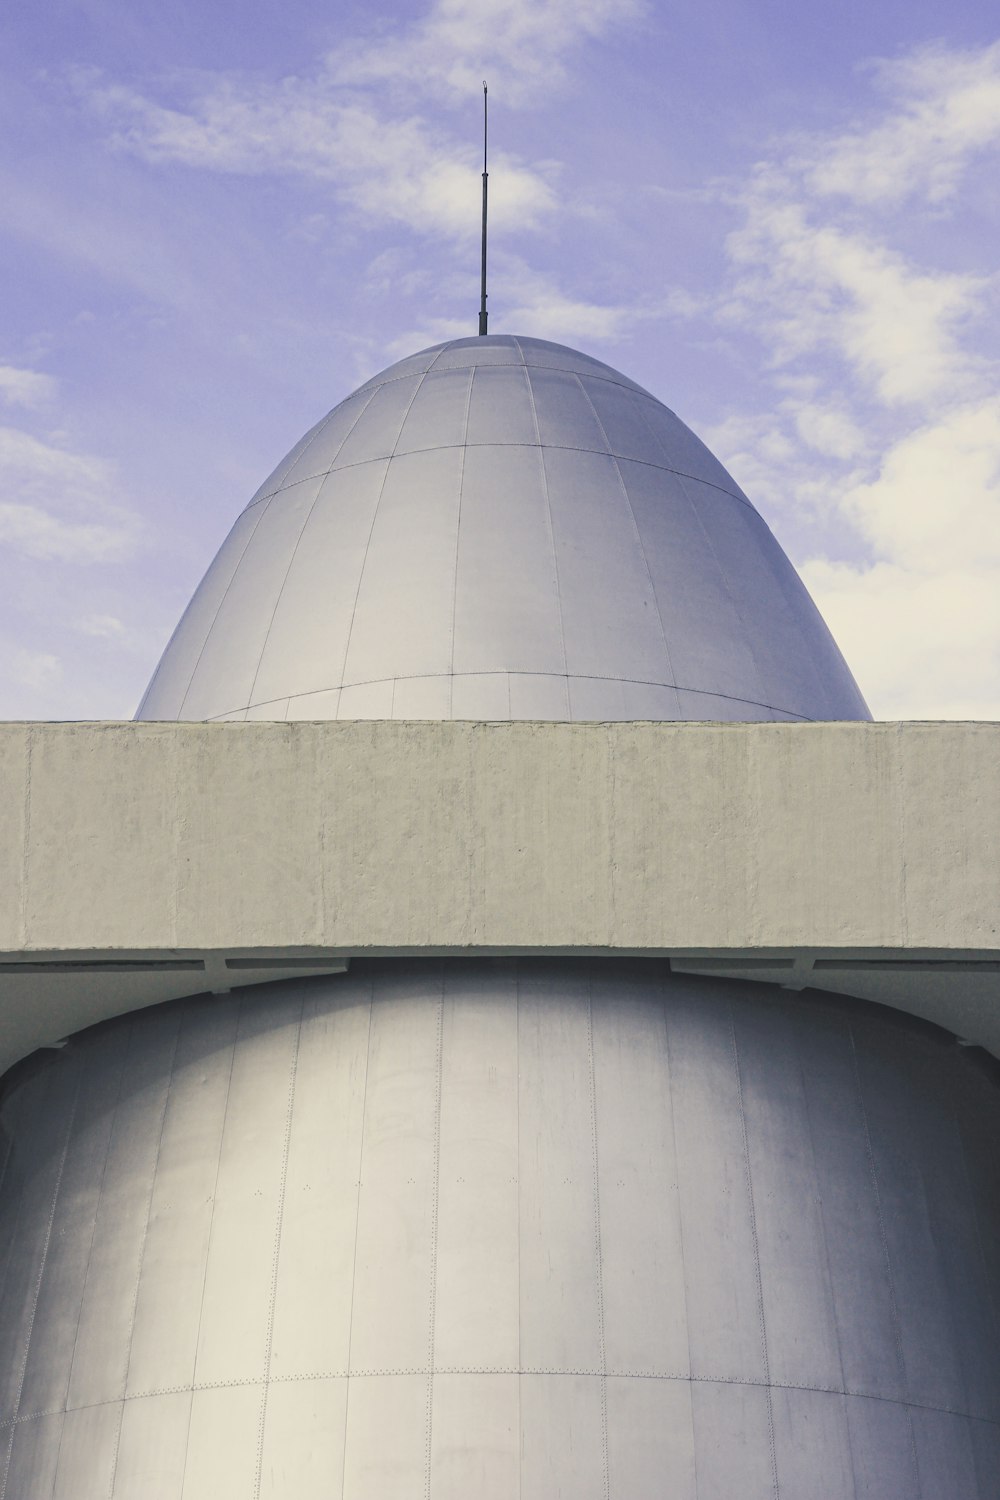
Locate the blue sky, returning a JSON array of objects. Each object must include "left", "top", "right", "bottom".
[{"left": 2, "top": 0, "right": 999, "bottom": 719}]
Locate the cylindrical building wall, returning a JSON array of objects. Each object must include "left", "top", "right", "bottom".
[{"left": 1, "top": 960, "right": 998, "bottom": 1498}]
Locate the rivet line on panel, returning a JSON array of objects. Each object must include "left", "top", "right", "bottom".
[
  {"left": 174, "top": 498, "right": 273, "bottom": 719},
  {"left": 269, "top": 671, "right": 798, "bottom": 721},
  {"left": 848, "top": 1025, "right": 923, "bottom": 1493},
  {"left": 97, "top": 1383, "right": 198, "bottom": 1404},
  {"left": 788, "top": 1002, "right": 852, "bottom": 1419},
  {"left": 445, "top": 366, "right": 476, "bottom": 690},
  {"left": 586, "top": 987, "right": 610, "bottom": 1500},
  {"left": 3, "top": 1379, "right": 996, "bottom": 1430},
  {"left": 279, "top": 379, "right": 380, "bottom": 494},
  {"left": 105, "top": 1402, "right": 125, "bottom": 1500},
  {"left": 8, "top": 1402, "right": 63, "bottom": 1425},
  {"left": 117, "top": 1015, "right": 182, "bottom": 1410},
  {"left": 424, "top": 984, "right": 445, "bottom": 1499},
  {"left": 660, "top": 984, "right": 699, "bottom": 1477},
  {"left": 253, "top": 998, "right": 303, "bottom": 1500},
  {"left": 244, "top": 383, "right": 379, "bottom": 709},
  {"left": 258, "top": 447, "right": 751, "bottom": 513},
  {"left": 575, "top": 371, "right": 680, "bottom": 693},
  {"left": 181, "top": 997, "right": 239, "bottom": 1483},
  {"left": 334, "top": 369, "right": 428, "bottom": 710},
  {"left": 261, "top": 398, "right": 345, "bottom": 496},
  {"left": 338, "top": 985, "right": 374, "bottom": 1500},
  {"left": 0, "top": 1060, "right": 83, "bottom": 1500},
  {"left": 521, "top": 367, "right": 569, "bottom": 682},
  {"left": 730, "top": 1009, "right": 779, "bottom": 1500},
  {"left": 353, "top": 358, "right": 655, "bottom": 397}
]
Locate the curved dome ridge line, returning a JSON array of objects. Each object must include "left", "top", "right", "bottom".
[
  {"left": 249, "top": 449, "right": 758, "bottom": 515},
  {"left": 136, "top": 336, "right": 871, "bottom": 725},
  {"left": 425, "top": 342, "right": 451, "bottom": 374},
  {"left": 522, "top": 363, "right": 570, "bottom": 681},
  {"left": 571, "top": 371, "right": 680, "bottom": 703},
  {"left": 679, "top": 467, "right": 772, "bottom": 712},
  {"left": 243, "top": 391, "right": 388, "bottom": 713},
  {"left": 447, "top": 365, "right": 478, "bottom": 694},
  {"left": 251, "top": 671, "right": 817, "bottom": 722},
  {"left": 334, "top": 370, "right": 433, "bottom": 710},
  {"left": 172, "top": 497, "right": 275, "bottom": 721},
  {"left": 239, "top": 382, "right": 383, "bottom": 514}
]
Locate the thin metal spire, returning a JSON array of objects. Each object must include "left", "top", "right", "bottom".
[{"left": 479, "top": 81, "right": 488, "bottom": 336}]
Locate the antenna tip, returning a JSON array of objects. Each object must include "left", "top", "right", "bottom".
[{"left": 483, "top": 80, "right": 488, "bottom": 93}]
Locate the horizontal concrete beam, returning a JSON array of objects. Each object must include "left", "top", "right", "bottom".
[{"left": 1, "top": 721, "right": 998, "bottom": 1073}]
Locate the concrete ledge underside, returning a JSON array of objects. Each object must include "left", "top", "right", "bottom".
[{"left": 1, "top": 719, "right": 998, "bottom": 1073}]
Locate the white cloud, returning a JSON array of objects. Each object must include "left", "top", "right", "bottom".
[
  {"left": 81, "top": 0, "right": 643, "bottom": 242},
  {"left": 385, "top": 256, "right": 641, "bottom": 360},
  {"left": 0, "top": 503, "right": 130, "bottom": 563},
  {"left": 1, "top": 644, "right": 62, "bottom": 695},
  {"left": 806, "top": 41, "right": 1000, "bottom": 207},
  {"left": 89, "top": 81, "right": 555, "bottom": 240},
  {"left": 799, "top": 398, "right": 1000, "bottom": 717},
  {"left": 77, "top": 613, "right": 126, "bottom": 638},
  {"left": 502, "top": 260, "right": 637, "bottom": 341},
  {"left": 791, "top": 400, "right": 866, "bottom": 461},
  {"left": 723, "top": 187, "right": 989, "bottom": 407},
  {"left": 839, "top": 398, "right": 1000, "bottom": 571},
  {"left": 0, "top": 426, "right": 109, "bottom": 499},
  {"left": 331, "top": 0, "right": 646, "bottom": 104},
  {"left": 383, "top": 316, "right": 477, "bottom": 362},
  {"left": 0, "top": 366, "right": 58, "bottom": 409},
  {"left": 0, "top": 427, "right": 136, "bottom": 562},
  {"left": 718, "top": 41, "right": 1000, "bottom": 411},
  {"left": 712, "top": 41, "right": 1000, "bottom": 718},
  {"left": 802, "top": 558, "right": 1000, "bottom": 719}
]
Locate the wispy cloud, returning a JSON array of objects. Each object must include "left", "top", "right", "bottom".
[
  {"left": 384, "top": 253, "right": 645, "bottom": 361},
  {"left": 0, "top": 417, "right": 150, "bottom": 715},
  {"left": 0, "top": 503, "right": 131, "bottom": 563},
  {"left": 80, "top": 0, "right": 643, "bottom": 242},
  {"left": 91, "top": 82, "right": 555, "bottom": 239},
  {"left": 722, "top": 181, "right": 991, "bottom": 407},
  {"left": 330, "top": 0, "right": 647, "bottom": 104},
  {"left": 804, "top": 40, "right": 1000, "bottom": 207},
  {"left": 708, "top": 40, "right": 1000, "bottom": 718},
  {"left": 0, "top": 642, "right": 62, "bottom": 695},
  {"left": 0, "top": 427, "right": 136, "bottom": 562},
  {"left": 76, "top": 613, "right": 126, "bottom": 639},
  {"left": 501, "top": 259, "right": 638, "bottom": 341},
  {"left": 840, "top": 397, "right": 1000, "bottom": 572},
  {"left": 802, "top": 559, "right": 1000, "bottom": 720},
  {"left": 0, "top": 366, "right": 58, "bottom": 409},
  {"left": 0, "top": 160, "right": 204, "bottom": 312},
  {"left": 800, "top": 396, "right": 1000, "bottom": 717}
]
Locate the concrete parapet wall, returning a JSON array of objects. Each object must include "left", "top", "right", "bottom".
[
  {"left": 0, "top": 720, "right": 997, "bottom": 954},
  {"left": 1, "top": 721, "right": 998, "bottom": 1073}
]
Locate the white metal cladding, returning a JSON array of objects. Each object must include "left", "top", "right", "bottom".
[
  {"left": 1, "top": 961, "right": 998, "bottom": 1498},
  {"left": 135, "top": 336, "right": 870, "bottom": 724}
]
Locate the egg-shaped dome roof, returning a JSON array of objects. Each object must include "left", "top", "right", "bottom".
[{"left": 137, "top": 334, "right": 870, "bottom": 723}]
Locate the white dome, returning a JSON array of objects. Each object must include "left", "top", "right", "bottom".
[{"left": 137, "top": 335, "right": 870, "bottom": 722}]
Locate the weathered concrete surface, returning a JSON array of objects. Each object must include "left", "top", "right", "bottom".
[
  {"left": 5, "top": 719, "right": 997, "bottom": 952},
  {"left": 1, "top": 720, "right": 998, "bottom": 1072}
]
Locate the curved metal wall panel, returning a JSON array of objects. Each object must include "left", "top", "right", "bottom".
[
  {"left": 1, "top": 961, "right": 998, "bottom": 1497},
  {"left": 137, "top": 337, "right": 871, "bottom": 724},
  {"left": 135, "top": 503, "right": 268, "bottom": 721}
]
